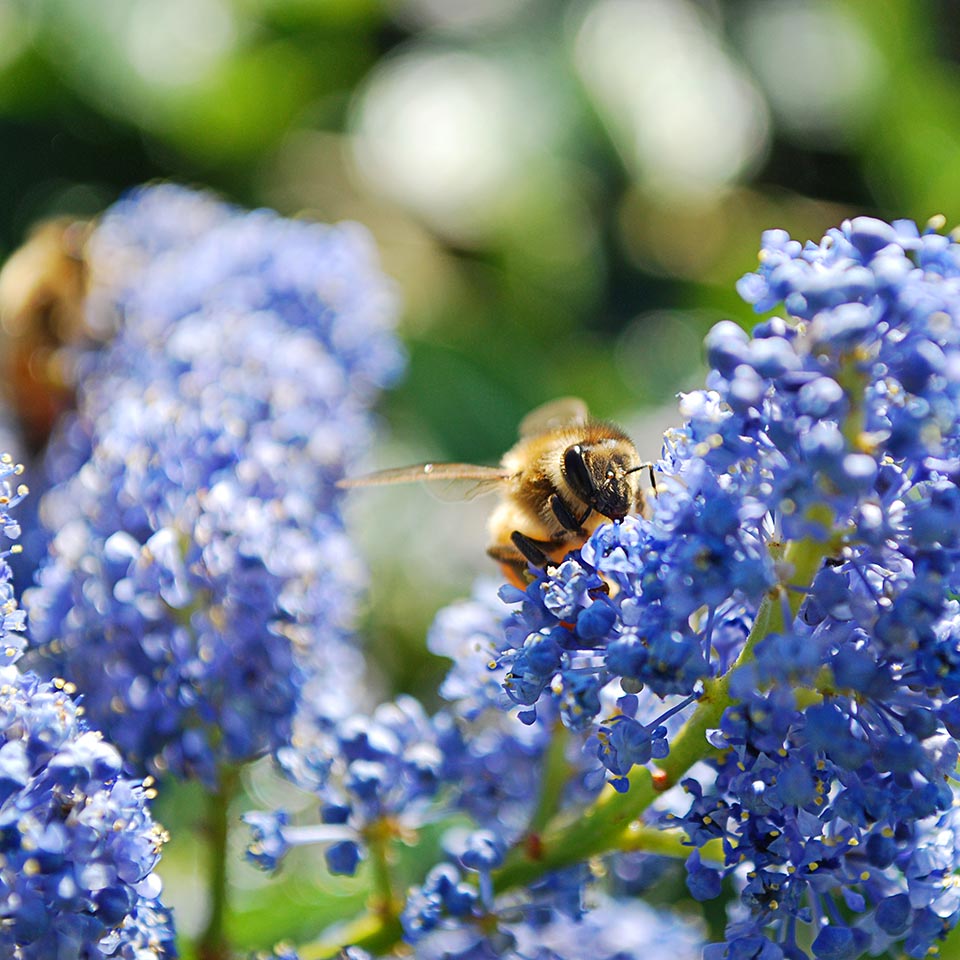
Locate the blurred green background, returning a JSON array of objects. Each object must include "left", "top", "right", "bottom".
[
  {"left": 3, "top": 0, "right": 958, "bottom": 695},
  {"left": 5, "top": 0, "right": 960, "bottom": 952}
]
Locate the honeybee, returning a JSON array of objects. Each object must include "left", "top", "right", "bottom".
[
  {"left": 338, "top": 398, "right": 651, "bottom": 584},
  {"left": 0, "top": 218, "right": 92, "bottom": 454}
]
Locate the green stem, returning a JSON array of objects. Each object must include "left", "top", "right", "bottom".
[
  {"left": 776, "top": 521, "right": 840, "bottom": 625},
  {"left": 366, "top": 819, "right": 400, "bottom": 922},
  {"left": 298, "top": 914, "right": 403, "bottom": 960},
  {"left": 306, "top": 819, "right": 402, "bottom": 960},
  {"left": 617, "top": 824, "right": 723, "bottom": 864},
  {"left": 495, "top": 766, "right": 659, "bottom": 892},
  {"left": 526, "top": 721, "right": 573, "bottom": 836},
  {"left": 197, "top": 765, "right": 239, "bottom": 960},
  {"left": 297, "top": 823, "right": 403, "bottom": 960}
]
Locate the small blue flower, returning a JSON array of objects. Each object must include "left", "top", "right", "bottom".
[
  {"left": 243, "top": 810, "right": 291, "bottom": 872},
  {"left": 459, "top": 830, "right": 505, "bottom": 872},
  {"left": 685, "top": 850, "right": 722, "bottom": 902},
  {"left": 402, "top": 863, "right": 480, "bottom": 940},
  {"left": 326, "top": 840, "right": 363, "bottom": 876},
  {"left": 597, "top": 714, "right": 669, "bottom": 776}
]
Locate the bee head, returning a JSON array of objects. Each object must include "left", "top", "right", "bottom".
[{"left": 561, "top": 442, "right": 640, "bottom": 520}]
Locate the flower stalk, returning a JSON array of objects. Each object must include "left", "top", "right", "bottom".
[{"left": 197, "top": 765, "right": 239, "bottom": 960}]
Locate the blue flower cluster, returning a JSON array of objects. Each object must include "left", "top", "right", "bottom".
[
  {"left": 248, "top": 695, "right": 447, "bottom": 877},
  {"left": 398, "top": 865, "right": 703, "bottom": 960},
  {"left": 427, "top": 583, "right": 606, "bottom": 832},
  {"left": 24, "top": 185, "right": 403, "bottom": 785},
  {"left": 494, "top": 502, "right": 753, "bottom": 787},
  {"left": 489, "top": 216, "right": 960, "bottom": 957},
  {"left": 681, "top": 218, "right": 960, "bottom": 958},
  {"left": 0, "top": 667, "right": 177, "bottom": 958},
  {"left": 0, "top": 460, "right": 175, "bottom": 958}
]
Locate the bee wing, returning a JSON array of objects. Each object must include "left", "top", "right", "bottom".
[
  {"left": 518, "top": 396, "right": 589, "bottom": 438},
  {"left": 338, "top": 462, "right": 511, "bottom": 500}
]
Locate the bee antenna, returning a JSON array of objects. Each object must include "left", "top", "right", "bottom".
[{"left": 626, "top": 462, "right": 658, "bottom": 496}]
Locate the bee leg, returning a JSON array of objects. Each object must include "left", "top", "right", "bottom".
[
  {"left": 488, "top": 533, "right": 567, "bottom": 585},
  {"left": 550, "top": 494, "right": 591, "bottom": 534},
  {"left": 511, "top": 531, "right": 554, "bottom": 568}
]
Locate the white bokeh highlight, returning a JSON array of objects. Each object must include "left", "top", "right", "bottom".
[
  {"left": 573, "top": 0, "right": 770, "bottom": 198},
  {"left": 125, "top": 0, "right": 237, "bottom": 88},
  {"left": 737, "top": 1, "right": 880, "bottom": 142},
  {"left": 351, "top": 48, "right": 549, "bottom": 238}
]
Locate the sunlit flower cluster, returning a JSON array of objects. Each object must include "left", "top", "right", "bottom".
[
  {"left": 490, "top": 217, "right": 960, "bottom": 956},
  {"left": 0, "top": 667, "right": 176, "bottom": 959}
]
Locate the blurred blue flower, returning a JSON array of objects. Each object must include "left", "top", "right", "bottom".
[
  {"left": 24, "top": 185, "right": 403, "bottom": 785},
  {"left": 400, "top": 877, "right": 703, "bottom": 960},
  {"left": 248, "top": 695, "right": 447, "bottom": 877}
]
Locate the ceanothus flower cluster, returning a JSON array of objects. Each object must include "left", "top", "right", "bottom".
[
  {"left": 25, "top": 185, "right": 403, "bottom": 785},
  {"left": 426, "top": 582, "right": 610, "bottom": 832},
  {"left": 246, "top": 695, "right": 446, "bottom": 877},
  {"left": 490, "top": 217, "right": 960, "bottom": 957},
  {"left": 0, "top": 460, "right": 175, "bottom": 958},
  {"left": 0, "top": 668, "right": 176, "bottom": 959},
  {"left": 398, "top": 860, "right": 703, "bottom": 960}
]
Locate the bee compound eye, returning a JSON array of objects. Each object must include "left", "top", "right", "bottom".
[{"left": 563, "top": 444, "right": 596, "bottom": 502}]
